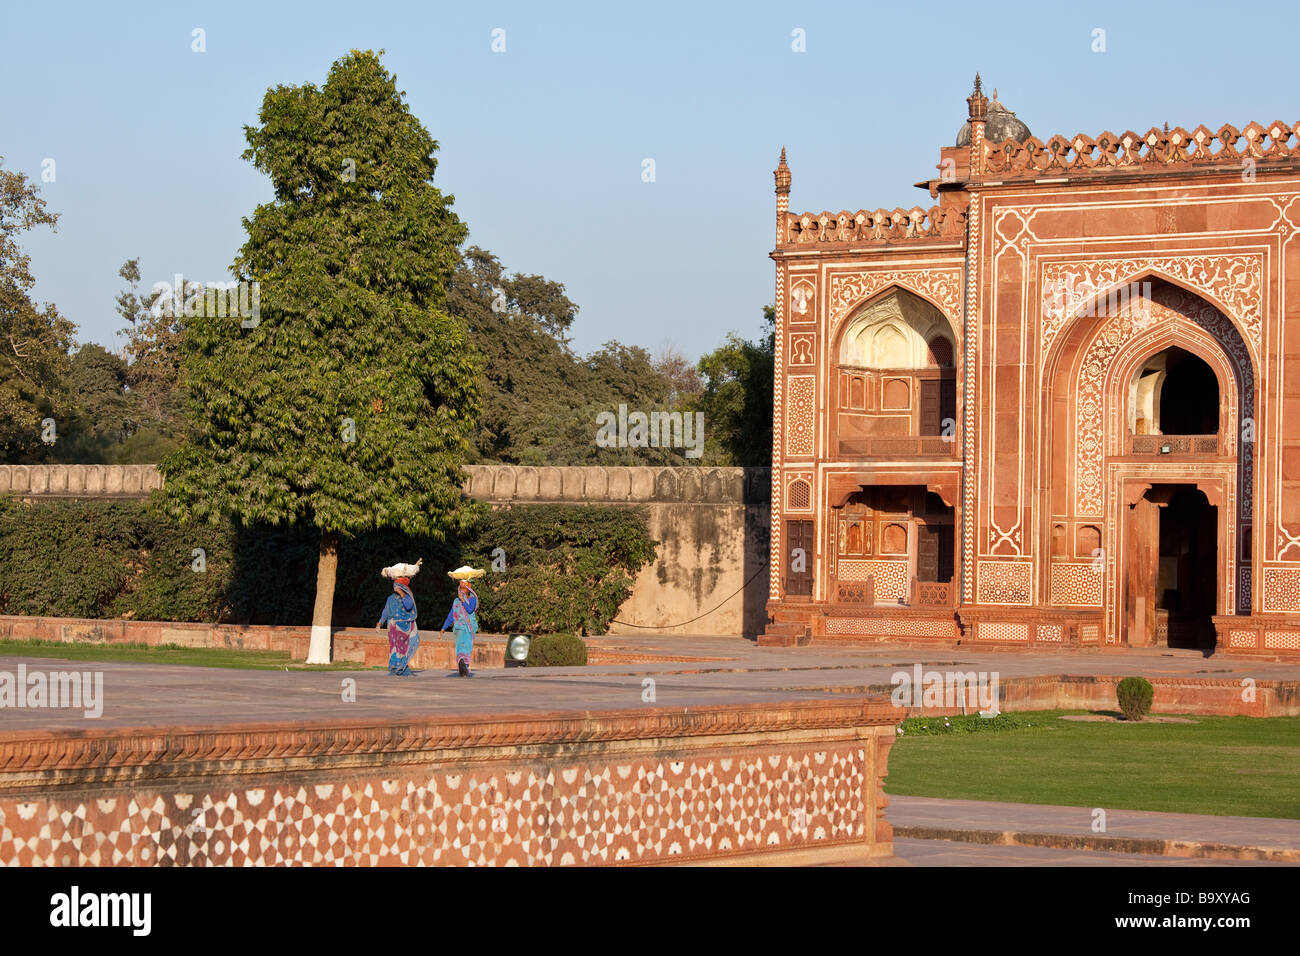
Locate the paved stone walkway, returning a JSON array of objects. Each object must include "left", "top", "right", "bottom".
[
  {"left": 888, "top": 795, "right": 1300, "bottom": 860},
  {"left": 892, "top": 838, "right": 1283, "bottom": 866},
  {"left": 1, "top": 637, "right": 1297, "bottom": 732}
]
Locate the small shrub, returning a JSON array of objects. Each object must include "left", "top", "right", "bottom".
[
  {"left": 525, "top": 633, "right": 588, "bottom": 667},
  {"left": 1117, "top": 676, "right": 1154, "bottom": 721}
]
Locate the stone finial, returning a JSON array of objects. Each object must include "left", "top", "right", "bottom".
[
  {"left": 967, "top": 73, "right": 988, "bottom": 122},
  {"left": 774, "top": 147, "right": 791, "bottom": 194}
]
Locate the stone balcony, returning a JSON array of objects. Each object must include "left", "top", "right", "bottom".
[
  {"left": 1125, "top": 434, "right": 1224, "bottom": 457},
  {"left": 835, "top": 436, "right": 960, "bottom": 459}
]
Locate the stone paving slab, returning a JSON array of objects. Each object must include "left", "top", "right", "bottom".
[
  {"left": 888, "top": 795, "right": 1300, "bottom": 861},
  {"left": 0, "top": 654, "right": 854, "bottom": 732},
  {"left": 890, "top": 838, "right": 1285, "bottom": 867},
  {"left": 2, "top": 636, "right": 1300, "bottom": 732}
]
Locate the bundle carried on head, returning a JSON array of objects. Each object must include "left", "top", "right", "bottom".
[
  {"left": 447, "top": 565, "right": 485, "bottom": 581},
  {"left": 382, "top": 558, "right": 423, "bottom": 580}
]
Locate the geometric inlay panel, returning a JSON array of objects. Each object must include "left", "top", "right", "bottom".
[
  {"left": 824, "top": 617, "right": 957, "bottom": 639},
  {"left": 1264, "top": 630, "right": 1300, "bottom": 650},
  {"left": 976, "top": 560, "right": 1033, "bottom": 605},
  {"left": 1049, "top": 563, "right": 1104, "bottom": 607},
  {"left": 0, "top": 752, "right": 868, "bottom": 866},
  {"left": 976, "top": 621, "right": 1029, "bottom": 642},
  {"left": 785, "top": 375, "right": 815, "bottom": 457},
  {"left": 1036, "top": 624, "right": 1064, "bottom": 642},
  {"left": 1261, "top": 568, "right": 1300, "bottom": 612},
  {"left": 838, "top": 560, "right": 909, "bottom": 601},
  {"left": 1229, "top": 630, "right": 1258, "bottom": 648}
]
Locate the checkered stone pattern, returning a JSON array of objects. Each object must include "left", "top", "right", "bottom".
[
  {"left": 977, "top": 622, "right": 1029, "bottom": 642},
  {"left": 1264, "top": 631, "right": 1300, "bottom": 650},
  {"left": 824, "top": 617, "right": 957, "bottom": 638},
  {"left": 0, "top": 749, "right": 868, "bottom": 866}
]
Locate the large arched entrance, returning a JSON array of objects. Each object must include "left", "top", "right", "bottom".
[{"left": 1041, "top": 278, "right": 1255, "bottom": 647}]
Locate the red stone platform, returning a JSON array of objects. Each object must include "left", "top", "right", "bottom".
[{"left": 0, "top": 697, "right": 898, "bottom": 867}]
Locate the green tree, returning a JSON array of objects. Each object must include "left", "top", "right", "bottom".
[
  {"left": 448, "top": 248, "right": 687, "bottom": 466},
  {"left": 159, "top": 50, "right": 481, "bottom": 663},
  {"left": 0, "top": 158, "right": 76, "bottom": 462},
  {"left": 57, "top": 343, "right": 134, "bottom": 461},
  {"left": 116, "top": 257, "right": 182, "bottom": 430},
  {"left": 695, "top": 305, "right": 775, "bottom": 466},
  {"left": 447, "top": 246, "right": 585, "bottom": 462}
]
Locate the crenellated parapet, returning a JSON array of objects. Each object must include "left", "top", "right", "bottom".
[
  {"left": 982, "top": 121, "right": 1300, "bottom": 178},
  {"left": 0, "top": 464, "right": 163, "bottom": 498},
  {"left": 784, "top": 205, "right": 966, "bottom": 245},
  {"left": 0, "top": 463, "right": 774, "bottom": 507},
  {"left": 461, "top": 464, "right": 771, "bottom": 505}
]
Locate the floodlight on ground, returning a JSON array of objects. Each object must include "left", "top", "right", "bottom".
[{"left": 506, "top": 634, "right": 531, "bottom": 667}]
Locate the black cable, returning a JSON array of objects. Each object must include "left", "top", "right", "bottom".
[{"left": 609, "top": 562, "right": 770, "bottom": 629}]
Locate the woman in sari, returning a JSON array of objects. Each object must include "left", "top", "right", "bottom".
[
  {"left": 441, "top": 580, "right": 479, "bottom": 677},
  {"left": 378, "top": 575, "right": 420, "bottom": 676}
]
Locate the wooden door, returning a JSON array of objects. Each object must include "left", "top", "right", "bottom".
[
  {"left": 1125, "top": 496, "right": 1159, "bottom": 646},
  {"left": 920, "top": 376, "right": 957, "bottom": 437},
  {"left": 916, "top": 523, "right": 955, "bottom": 584},
  {"left": 920, "top": 380, "right": 941, "bottom": 435},
  {"left": 785, "top": 520, "right": 813, "bottom": 596}
]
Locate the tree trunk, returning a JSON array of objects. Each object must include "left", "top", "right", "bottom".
[{"left": 306, "top": 529, "right": 338, "bottom": 664}]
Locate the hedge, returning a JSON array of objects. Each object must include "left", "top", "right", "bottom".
[
  {"left": 0, "top": 496, "right": 656, "bottom": 636},
  {"left": 524, "top": 633, "right": 589, "bottom": 667}
]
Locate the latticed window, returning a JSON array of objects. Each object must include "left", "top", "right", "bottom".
[{"left": 787, "top": 478, "right": 811, "bottom": 510}]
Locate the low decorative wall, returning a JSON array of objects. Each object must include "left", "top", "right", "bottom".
[
  {"left": 896, "top": 674, "right": 1300, "bottom": 718},
  {"left": 0, "top": 615, "right": 505, "bottom": 669},
  {"left": 0, "top": 698, "right": 898, "bottom": 866}
]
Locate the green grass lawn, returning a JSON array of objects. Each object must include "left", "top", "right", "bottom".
[
  {"left": 885, "top": 711, "right": 1300, "bottom": 819},
  {"left": 0, "top": 638, "right": 364, "bottom": 671}
]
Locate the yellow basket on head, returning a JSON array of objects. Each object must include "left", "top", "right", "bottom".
[{"left": 447, "top": 566, "right": 485, "bottom": 581}]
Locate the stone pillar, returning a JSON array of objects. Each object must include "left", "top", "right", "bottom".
[
  {"left": 770, "top": 150, "right": 791, "bottom": 604},
  {"left": 967, "top": 74, "right": 988, "bottom": 176},
  {"left": 774, "top": 147, "right": 791, "bottom": 245}
]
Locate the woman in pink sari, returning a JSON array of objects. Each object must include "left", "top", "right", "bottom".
[{"left": 441, "top": 580, "right": 478, "bottom": 677}]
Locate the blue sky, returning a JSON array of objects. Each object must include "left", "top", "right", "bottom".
[{"left": 3, "top": 0, "right": 1297, "bottom": 361}]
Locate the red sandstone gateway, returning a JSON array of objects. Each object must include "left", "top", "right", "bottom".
[{"left": 763, "top": 76, "right": 1300, "bottom": 656}]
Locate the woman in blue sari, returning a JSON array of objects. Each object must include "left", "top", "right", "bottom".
[
  {"left": 441, "top": 580, "right": 478, "bottom": 677},
  {"left": 378, "top": 576, "right": 419, "bottom": 675}
]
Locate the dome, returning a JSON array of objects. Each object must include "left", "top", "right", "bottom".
[{"left": 956, "top": 92, "right": 1032, "bottom": 147}]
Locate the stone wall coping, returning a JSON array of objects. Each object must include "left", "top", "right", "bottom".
[
  {"left": 462, "top": 464, "right": 770, "bottom": 504},
  {"left": 0, "top": 698, "right": 896, "bottom": 788},
  {"left": 0, "top": 464, "right": 773, "bottom": 505}
]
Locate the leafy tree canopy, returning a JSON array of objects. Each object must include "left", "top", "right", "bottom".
[
  {"left": 160, "top": 49, "right": 480, "bottom": 540},
  {"left": 448, "top": 246, "right": 695, "bottom": 466},
  {"left": 694, "top": 305, "right": 774, "bottom": 466},
  {"left": 0, "top": 158, "right": 76, "bottom": 461}
]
